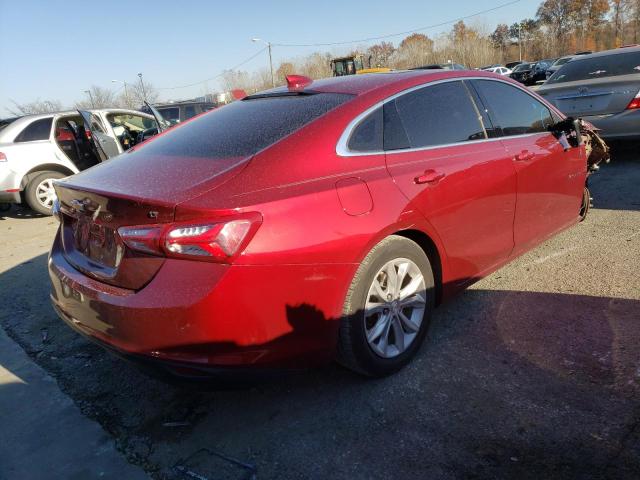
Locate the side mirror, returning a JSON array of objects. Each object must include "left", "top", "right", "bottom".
[{"left": 548, "top": 116, "right": 583, "bottom": 151}]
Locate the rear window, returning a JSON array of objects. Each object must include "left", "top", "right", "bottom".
[
  {"left": 15, "top": 117, "right": 53, "bottom": 142},
  {"left": 553, "top": 57, "right": 573, "bottom": 67},
  {"left": 513, "top": 63, "right": 531, "bottom": 72},
  {"left": 547, "top": 51, "right": 640, "bottom": 84},
  {"left": 0, "top": 117, "right": 20, "bottom": 133},
  {"left": 137, "top": 93, "right": 352, "bottom": 159}
]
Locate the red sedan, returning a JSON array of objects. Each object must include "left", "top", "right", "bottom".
[{"left": 49, "top": 70, "right": 588, "bottom": 378}]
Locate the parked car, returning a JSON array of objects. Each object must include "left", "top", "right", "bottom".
[
  {"left": 143, "top": 101, "right": 216, "bottom": 126},
  {"left": 0, "top": 108, "right": 160, "bottom": 214},
  {"left": 505, "top": 61, "right": 524, "bottom": 69},
  {"left": 483, "top": 66, "right": 512, "bottom": 75},
  {"left": 546, "top": 55, "right": 578, "bottom": 79},
  {"left": 49, "top": 70, "right": 592, "bottom": 379},
  {"left": 510, "top": 60, "right": 554, "bottom": 85},
  {"left": 537, "top": 46, "right": 640, "bottom": 141}
]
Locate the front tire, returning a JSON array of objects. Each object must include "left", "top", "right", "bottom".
[
  {"left": 579, "top": 186, "right": 590, "bottom": 222},
  {"left": 337, "top": 235, "right": 435, "bottom": 377},
  {"left": 24, "top": 171, "right": 65, "bottom": 215}
]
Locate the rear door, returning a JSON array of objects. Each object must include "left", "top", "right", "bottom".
[
  {"left": 540, "top": 51, "right": 640, "bottom": 116},
  {"left": 471, "top": 79, "right": 586, "bottom": 253},
  {"left": 78, "top": 110, "right": 121, "bottom": 161},
  {"left": 383, "top": 80, "right": 517, "bottom": 284}
]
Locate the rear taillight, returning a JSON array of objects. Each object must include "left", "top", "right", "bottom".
[
  {"left": 117, "top": 213, "right": 262, "bottom": 263},
  {"left": 0, "top": 152, "right": 6, "bottom": 162},
  {"left": 627, "top": 89, "right": 640, "bottom": 110}
]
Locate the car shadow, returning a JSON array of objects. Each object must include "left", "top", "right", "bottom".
[
  {"left": 0, "top": 204, "right": 45, "bottom": 221},
  {"left": 1, "top": 252, "right": 639, "bottom": 479}
]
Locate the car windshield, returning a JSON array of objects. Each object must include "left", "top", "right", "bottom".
[
  {"left": 547, "top": 51, "right": 640, "bottom": 84},
  {"left": 134, "top": 92, "right": 353, "bottom": 159},
  {"left": 513, "top": 63, "right": 531, "bottom": 72}
]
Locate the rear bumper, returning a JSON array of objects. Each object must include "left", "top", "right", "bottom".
[
  {"left": 48, "top": 230, "right": 355, "bottom": 374},
  {"left": 582, "top": 110, "right": 640, "bottom": 141},
  {"left": 0, "top": 167, "right": 21, "bottom": 203},
  {"left": 0, "top": 190, "right": 20, "bottom": 203}
]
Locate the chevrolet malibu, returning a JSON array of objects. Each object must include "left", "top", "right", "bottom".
[{"left": 49, "top": 70, "right": 590, "bottom": 378}]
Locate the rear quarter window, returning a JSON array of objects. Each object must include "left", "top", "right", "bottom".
[
  {"left": 14, "top": 117, "right": 53, "bottom": 142},
  {"left": 136, "top": 93, "right": 352, "bottom": 159},
  {"left": 347, "top": 107, "right": 383, "bottom": 152},
  {"left": 547, "top": 51, "right": 640, "bottom": 84}
]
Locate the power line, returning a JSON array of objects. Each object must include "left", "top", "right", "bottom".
[
  {"left": 157, "top": 47, "right": 268, "bottom": 90},
  {"left": 273, "top": 0, "right": 524, "bottom": 47},
  {"left": 156, "top": 0, "right": 523, "bottom": 91}
]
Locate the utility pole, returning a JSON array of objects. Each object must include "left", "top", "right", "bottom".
[
  {"left": 138, "top": 73, "right": 147, "bottom": 102},
  {"left": 84, "top": 89, "right": 95, "bottom": 108},
  {"left": 252, "top": 38, "right": 275, "bottom": 88},
  {"left": 518, "top": 23, "right": 522, "bottom": 61},
  {"left": 112, "top": 80, "right": 130, "bottom": 107}
]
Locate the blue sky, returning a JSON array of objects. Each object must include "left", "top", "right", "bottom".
[{"left": 0, "top": 0, "right": 538, "bottom": 114}]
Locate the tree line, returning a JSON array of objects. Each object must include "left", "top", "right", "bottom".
[{"left": 7, "top": 0, "right": 640, "bottom": 115}]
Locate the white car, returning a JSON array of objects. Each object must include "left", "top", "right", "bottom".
[
  {"left": 0, "top": 108, "right": 160, "bottom": 214},
  {"left": 483, "top": 66, "right": 513, "bottom": 76}
]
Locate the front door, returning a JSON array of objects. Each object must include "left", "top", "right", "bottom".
[{"left": 471, "top": 79, "right": 586, "bottom": 254}]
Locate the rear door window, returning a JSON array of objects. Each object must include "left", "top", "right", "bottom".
[
  {"left": 14, "top": 117, "right": 53, "bottom": 142},
  {"left": 383, "top": 80, "right": 486, "bottom": 150},
  {"left": 472, "top": 80, "right": 554, "bottom": 136},
  {"left": 547, "top": 51, "right": 640, "bottom": 84},
  {"left": 184, "top": 105, "right": 197, "bottom": 119},
  {"left": 157, "top": 107, "right": 180, "bottom": 124},
  {"left": 136, "top": 93, "right": 353, "bottom": 159}
]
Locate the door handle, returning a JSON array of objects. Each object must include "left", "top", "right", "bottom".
[
  {"left": 514, "top": 150, "right": 535, "bottom": 161},
  {"left": 414, "top": 169, "right": 445, "bottom": 185}
]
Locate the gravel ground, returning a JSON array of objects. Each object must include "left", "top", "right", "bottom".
[{"left": 0, "top": 151, "right": 639, "bottom": 480}]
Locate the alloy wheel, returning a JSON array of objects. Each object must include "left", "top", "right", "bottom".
[
  {"left": 364, "top": 258, "right": 426, "bottom": 358},
  {"left": 35, "top": 178, "right": 56, "bottom": 210}
]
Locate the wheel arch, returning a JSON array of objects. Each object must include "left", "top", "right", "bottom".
[
  {"left": 394, "top": 229, "right": 443, "bottom": 306},
  {"left": 20, "top": 164, "right": 75, "bottom": 189}
]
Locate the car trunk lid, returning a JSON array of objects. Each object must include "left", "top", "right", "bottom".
[
  {"left": 54, "top": 152, "right": 250, "bottom": 290},
  {"left": 539, "top": 75, "right": 640, "bottom": 117}
]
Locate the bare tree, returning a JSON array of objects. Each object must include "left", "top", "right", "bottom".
[
  {"left": 6, "top": 99, "right": 63, "bottom": 116},
  {"left": 275, "top": 62, "right": 296, "bottom": 85},
  {"left": 129, "top": 79, "right": 159, "bottom": 106},
  {"left": 75, "top": 85, "right": 116, "bottom": 109},
  {"left": 366, "top": 41, "right": 395, "bottom": 67},
  {"left": 391, "top": 33, "right": 434, "bottom": 69}
]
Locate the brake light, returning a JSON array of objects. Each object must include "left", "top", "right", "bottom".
[
  {"left": 286, "top": 74, "right": 313, "bottom": 90},
  {"left": 0, "top": 152, "right": 6, "bottom": 162},
  {"left": 627, "top": 89, "right": 640, "bottom": 110},
  {"left": 117, "top": 213, "right": 262, "bottom": 262}
]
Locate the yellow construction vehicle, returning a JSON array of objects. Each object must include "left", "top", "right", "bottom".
[{"left": 330, "top": 54, "right": 391, "bottom": 76}]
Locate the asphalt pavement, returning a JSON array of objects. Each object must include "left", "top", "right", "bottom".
[{"left": 0, "top": 150, "right": 638, "bottom": 480}]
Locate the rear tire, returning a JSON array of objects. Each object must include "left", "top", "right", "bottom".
[
  {"left": 24, "top": 171, "right": 65, "bottom": 216},
  {"left": 337, "top": 235, "right": 435, "bottom": 377}
]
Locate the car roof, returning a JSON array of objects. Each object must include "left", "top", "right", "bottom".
[
  {"left": 260, "top": 69, "right": 498, "bottom": 97},
  {"left": 576, "top": 45, "right": 640, "bottom": 59}
]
